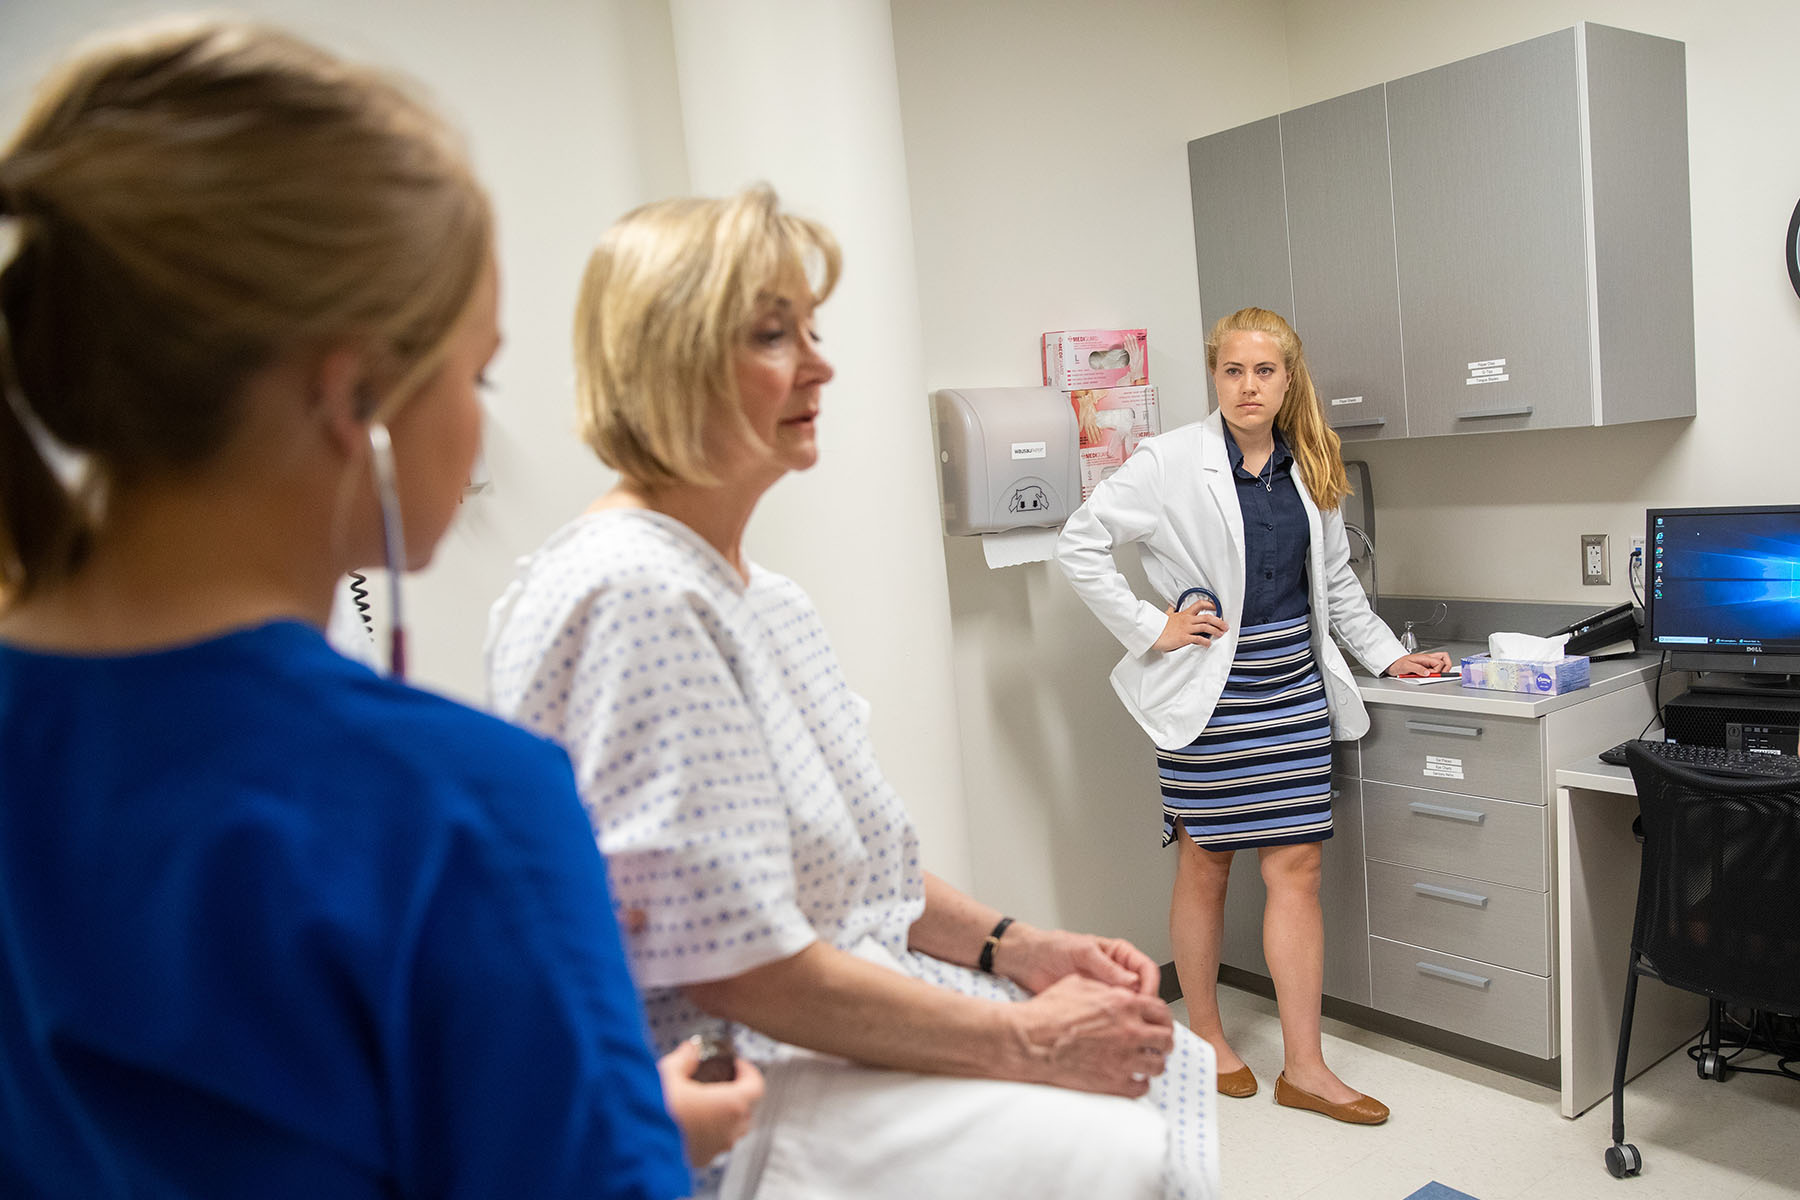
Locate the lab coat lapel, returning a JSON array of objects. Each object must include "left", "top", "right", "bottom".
[
  {"left": 1295, "top": 466, "right": 1326, "bottom": 610},
  {"left": 1199, "top": 412, "right": 1246, "bottom": 573}
]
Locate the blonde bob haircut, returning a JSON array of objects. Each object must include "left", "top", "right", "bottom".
[
  {"left": 1204, "top": 306, "right": 1349, "bottom": 512},
  {"left": 574, "top": 184, "right": 840, "bottom": 487},
  {"left": 0, "top": 17, "right": 491, "bottom": 601}
]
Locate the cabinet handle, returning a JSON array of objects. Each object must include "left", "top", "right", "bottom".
[
  {"left": 1331, "top": 417, "right": 1387, "bottom": 429},
  {"left": 1456, "top": 405, "right": 1534, "bottom": 420},
  {"left": 1416, "top": 961, "right": 1492, "bottom": 990},
  {"left": 1413, "top": 881, "right": 1489, "bottom": 908},
  {"left": 1408, "top": 801, "right": 1487, "bottom": 825},
  {"left": 1404, "top": 719, "right": 1482, "bottom": 737},
  {"left": 1329, "top": 788, "right": 1342, "bottom": 800}
]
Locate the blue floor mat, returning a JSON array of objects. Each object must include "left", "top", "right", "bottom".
[{"left": 1403, "top": 1186, "right": 1480, "bottom": 1200}]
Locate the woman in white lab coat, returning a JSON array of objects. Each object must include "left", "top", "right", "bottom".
[{"left": 1057, "top": 306, "right": 1448, "bottom": 1125}]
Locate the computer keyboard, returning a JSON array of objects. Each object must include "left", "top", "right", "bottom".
[{"left": 1597, "top": 739, "right": 1800, "bottom": 779}]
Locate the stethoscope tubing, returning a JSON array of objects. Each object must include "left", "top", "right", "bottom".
[{"left": 1175, "top": 586, "right": 1221, "bottom": 614}]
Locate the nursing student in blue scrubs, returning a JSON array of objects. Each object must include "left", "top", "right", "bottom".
[
  {"left": 0, "top": 19, "right": 749, "bottom": 1197},
  {"left": 1059, "top": 307, "right": 1449, "bottom": 1126}
]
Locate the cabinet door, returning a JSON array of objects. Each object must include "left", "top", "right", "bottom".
[
  {"left": 1216, "top": 772, "right": 1370, "bottom": 1006},
  {"left": 1188, "top": 117, "right": 1292, "bottom": 409},
  {"left": 1386, "top": 29, "right": 1592, "bottom": 438},
  {"left": 1281, "top": 86, "right": 1407, "bottom": 443}
]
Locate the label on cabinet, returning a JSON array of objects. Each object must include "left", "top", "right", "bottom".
[
  {"left": 1329, "top": 395, "right": 1365, "bottom": 406},
  {"left": 1424, "top": 754, "right": 1465, "bottom": 780},
  {"left": 1465, "top": 357, "right": 1509, "bottom": 386}
]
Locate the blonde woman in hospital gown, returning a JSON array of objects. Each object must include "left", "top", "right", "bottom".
[{"left": 487, "top": 186, "right": 1219, "bottom": 1200}]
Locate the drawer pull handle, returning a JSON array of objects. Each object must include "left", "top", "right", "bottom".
[
  {"left": 1413, "top": 882, "right": 1489, "bottom": 908},
  {"left": 1456, "top": 406, "right": 1534, "bottom": 420},
  {"left": 1332, "top": 416, "right": 1387, "bottom": 430},
  {"left": 1330, "top": 788, "right": 1342, "bottom": 800},
  {"left": 1408, "top": 801, "right": 1486, "bottom": 825},
  {"left": 1417, "top": 961, "right": 1492, "bottom": 990},
  {"left": 1404, "top": 719, "right": 1482, "bottom": 738}
]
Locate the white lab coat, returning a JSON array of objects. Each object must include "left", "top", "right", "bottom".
[{"left": 1056, "top": 411, "right": 1407, "bottom": 751}]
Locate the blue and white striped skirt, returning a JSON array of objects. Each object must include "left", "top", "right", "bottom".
[{"left": 1157, "top": 614, "right": 1334, "bottom": 850}]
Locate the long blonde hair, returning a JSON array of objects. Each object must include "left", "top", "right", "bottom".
[
  {"left": 573, "top": 184, "right": 840, "bottom": 487},
  {"left": 1204, "top": 306, "right": 1349, "bottom": 511},
  {"left": 0, "top": 17, "right": 491, "bottom": 601}
]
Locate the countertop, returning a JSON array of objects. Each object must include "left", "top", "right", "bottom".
[{"left": 1347, "top": 639, "right": 1671, "bottom": 719}]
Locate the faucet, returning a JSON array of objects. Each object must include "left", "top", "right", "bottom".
[{"left": 1344, "top": 523, "right": 1378, "bottom": 614}]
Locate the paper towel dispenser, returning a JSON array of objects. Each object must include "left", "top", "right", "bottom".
[{"left": 931, "top": 387, "right": 1080, "bottom": 536}]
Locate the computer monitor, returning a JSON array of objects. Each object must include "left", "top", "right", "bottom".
[{"left": 1646, "top": 505, "right": 1800, "bottom": 683}]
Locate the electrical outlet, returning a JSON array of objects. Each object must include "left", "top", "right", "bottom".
[{"left": 1581, "top": 533, "right": 1610, "bottom": 585}]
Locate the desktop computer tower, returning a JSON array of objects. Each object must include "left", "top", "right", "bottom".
[{"left": 1663, "top": 689, "right": 1800, "bottom": 755}]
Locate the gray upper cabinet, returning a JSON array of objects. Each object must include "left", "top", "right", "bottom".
[
  {"left": 1187, "top": 116, "right": 1292, "bottom": 410},
  {"left": 1186, "top": 23, "right": 1695, "bottom": 441},
  {"left": 1281, "top": 85, "right": 1408, "bottom": 443},
  {"left": 1387, "top": 30, "right": 1593, "bottom": 437}
]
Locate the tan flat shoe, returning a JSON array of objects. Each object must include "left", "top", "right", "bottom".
[
  {"left": 1274, "top": 1072, "right": 1389, "bottom": 1124},
  {"left": 1216, "top": 1064, "right": 1258, "bottom": 1098}
]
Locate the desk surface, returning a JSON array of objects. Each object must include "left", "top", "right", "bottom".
[{"left": 1555, "top": 758, "right": 1636, "bottom": 795}]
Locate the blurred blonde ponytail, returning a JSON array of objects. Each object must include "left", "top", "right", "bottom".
[{"left": 0, "top": 17, "right": 491, "bottom": 601}]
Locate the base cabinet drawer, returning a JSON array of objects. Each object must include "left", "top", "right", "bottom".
[
  {"left": 1360, "top": 705, "right": 1543, "bottom": 803},
  {"left": 1370, "top": 936, "right": 1554, "bottom": 1058},
  {"left": 1363, "top": 780, "right": 1548, "bottom": 891},
  {"left": 1366, "top": 859, "right": 1550, "bottom": 975}
]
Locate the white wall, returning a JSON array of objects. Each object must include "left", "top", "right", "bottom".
[
  {"left": 1279, "top": 0, "right": 1800, "bottom": 604},
  {"left": 892, "top": 0, "right": 1800, "bottom": 961},
  {"left": 0, "top": 0, "right": 690, "bottom": 705},
  {"left": 0, "top": 0, "right": 978, "bottom": 885},
  {"left": 891, "top": 0, "right": 1296, "bottom": 958},
  {"left": 15, "top": 0, "right": 1795, "bottom": 963},
  {"left": 665, "top": 0, "right": 972, "bottom": 884}
]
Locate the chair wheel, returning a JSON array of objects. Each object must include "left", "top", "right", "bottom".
[
  {"left": 1605, "top": 1143, "right": 1642, "bottom": 1178},
  {"left": 1697, "top": 1049, "right": 1728, "bottom": 1080}
]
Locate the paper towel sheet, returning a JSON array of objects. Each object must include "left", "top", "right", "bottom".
[{"left": 981, "top": 526, "right": 1060, "bottom": 569}]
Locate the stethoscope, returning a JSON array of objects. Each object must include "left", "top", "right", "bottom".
[
  {"left": 1176, "top": 586, "right": 1221, "bottom": 615},
  {"left": 367, "top": 423, "right": 408, "bottom": 679}
]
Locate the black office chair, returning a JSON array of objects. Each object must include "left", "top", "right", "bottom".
[{"left": 1607, "top": 745, "right": 1800, "bottom": 1179}]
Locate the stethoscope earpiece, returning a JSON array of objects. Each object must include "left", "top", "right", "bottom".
[{"left": 367, "top": 423, "right": 408, "bottom": 679}]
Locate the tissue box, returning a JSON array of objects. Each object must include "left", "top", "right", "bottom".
[
  {"left": 1042, "top": 329, "right": 1149, "bottom": 389},
  {"left": 1071, "top": 385, "right": 1160, "bottom": 500},
  {"left": 1460, "top": 654, "right": 1590, "bottom": 695}
]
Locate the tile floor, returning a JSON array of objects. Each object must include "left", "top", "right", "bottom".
[{"left": 1186, "top": 985, "right": 1800, "bottom": 1199}]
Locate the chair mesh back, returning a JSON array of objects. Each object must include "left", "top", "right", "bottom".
[{"left": 1624, "top": 747, "right": 1800, "bottom": 1017}]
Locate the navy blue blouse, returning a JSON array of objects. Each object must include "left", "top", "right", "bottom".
[{"left": 1224, "top": 425, "right": 1311, "bottom": 626}]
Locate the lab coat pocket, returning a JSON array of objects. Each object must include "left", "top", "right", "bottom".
[
  {"left": 1123, "top": 636, "right": 1224, "bottom": 723},
  {"left": 1125, "top": 641, "right": 1202, "bottom": 715},
  {"left": 1315, "top": 640, "right": 1371, "bottom": 740}
]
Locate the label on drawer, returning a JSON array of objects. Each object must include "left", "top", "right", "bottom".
[{"left": 1424, "top": 755, "right": 1465, "bottom": 780}]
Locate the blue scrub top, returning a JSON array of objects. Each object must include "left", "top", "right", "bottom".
[{"left": 0, "top": 621, "right": 690, "bottom": 1200}]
